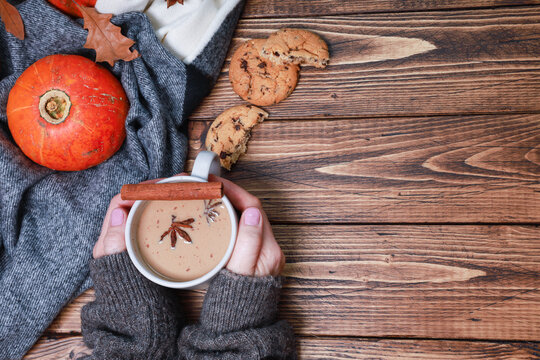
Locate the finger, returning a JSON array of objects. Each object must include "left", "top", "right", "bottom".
[
  {"left": 103, "top": 207, "right": 128, "bottom": 255},
  {"left": 92, "top": 233, "right": 104, "bottom": 259},
  {"left": 252, "top": 212, "right": 285, "bottom": 276},
  {"left": 98, "top": 194, "right": 133, "bottom": 240},
  {"left": 260, "top": 210, "right": 274, "bottom": 243},
  {"left": 94, "top": 178, "right": 163, "bottom": 258},
  {"left": 94, "top": 207, "right": 128, "bottom": 258},
  {"left": 215, "top": 177, "right": 277, "bottom": 261},
  {"left": 226, "top": 207, "right": 264, "bottom": 276},
  {"left": 255, "top": 233, "right": 285, "bottom": 277},
  {"left": 100, "top": 178, "right": 162, "bottom": 237},
  {"left": 209, "top": 176, "right": 275, "bottom": 242},
  {"left": 208, "top": 175, "right": 283, "bottom": 275},
  {"left": 209, "top": 176, "right": 282, "bottom": 274},
  {"left": 209, "top": 175, "right": 261, "bottom": 211}
]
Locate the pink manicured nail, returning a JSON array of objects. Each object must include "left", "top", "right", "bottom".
[
  {"left": 110, "top": 208, "right": 124, "bottom": 227},
  {"left": 243, "top": 207, "right": 261, "bottom": 226}
]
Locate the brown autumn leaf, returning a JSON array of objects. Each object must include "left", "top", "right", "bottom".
[
  {"left": 0, "top": 0, "right": 24, "bottom": 40},
  {"left": 76, "top": 4, "right": 139, "bottom": 66},
  {"left": 167, "top": 0, "right": 184, "bottom": 8}
]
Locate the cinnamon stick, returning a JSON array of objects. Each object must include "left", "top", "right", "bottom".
[{"left": 121, "top": 182, "right": 223, "bottom": 201}]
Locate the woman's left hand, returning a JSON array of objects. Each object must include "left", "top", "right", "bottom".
[{"left": 93, "top": 179, "right": 160, "bottom": 259}]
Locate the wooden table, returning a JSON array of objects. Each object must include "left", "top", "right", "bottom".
[{"left": 26, "top": 1, "right": 540, "bottom": 359}]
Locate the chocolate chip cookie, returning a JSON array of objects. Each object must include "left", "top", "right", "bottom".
[
  {"left": 229, "top": 39, "right": 299, "bottom": 106},
  {"left": 205, "top": 105, "right": 269, "bottom": 170},
  {"left": 261, "top": 28, "right": 329, "bottom": 68}
]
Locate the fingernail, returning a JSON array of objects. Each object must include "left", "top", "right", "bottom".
[
  {"left": 110, "top": 208, "right": 124, "bottom": 227},
  {"left": 243, "top": 207, "right": 261, "bottom": 226}
]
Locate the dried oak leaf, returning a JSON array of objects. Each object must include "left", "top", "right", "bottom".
[
  {"left": 77, "top": 5, "right": 139, "bottom": 66},
  {"left": 167, "top": 0, "right": 184, "bottom": 8},
  {"left": 0, "top": 0, "right": 24, "bottom": 40}
]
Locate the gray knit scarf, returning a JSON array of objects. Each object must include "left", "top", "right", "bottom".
[{"left": 0, "top": 0, "right": 243, "bottom": 357}]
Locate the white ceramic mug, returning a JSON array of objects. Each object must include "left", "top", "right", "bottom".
[{"left": 125, "top": 151, "right": 238, "bottom": 289}]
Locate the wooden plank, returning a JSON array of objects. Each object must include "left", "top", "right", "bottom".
[
  {"left": 25, "top": 335, "right": 540, "bottom": 360},
  {"left": 47, "top": 225, "right": 540, "bottom": 341},
  {"left": 46, "top": 291, "right": 95, "bottom": 335},
  {"left": 187, "top": 115, "right": 540, "bottom": 223},
  {"left": 243, "top": 0, "right": 540, "bottom": 18},
  {"left": 25, "top": 337, "right": 90, "bottom": 360},
  {"left": 191, "top": 8, "right": 540, "bottom": 120},
  {"left": 296, "top": 337, "right": 540, "bottom": 359}
]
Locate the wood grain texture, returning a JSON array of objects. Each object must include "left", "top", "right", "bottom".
[
  {"left": 24, "top": 336, "right": 90, "bottom": 360},
  {"left": 46, "top": 291, "right": 95, "bottom": 334},
  {"left": 187, "top": 115, "right": 540, "bottom": 223},
  {"left": 47, "top": 225, "right": 540, "bottom": 341},
  {"left": 296, "top": 337, "right": 540, "bottom": 360},
  {"left": 24, "top": 335, "right": 540, "bottom": 360},
  {"left": 191, "top": 7, "right": 540, "bottom": 120},
  {"left": 243, "top": 0, "right": 540, "bottom": 18}
]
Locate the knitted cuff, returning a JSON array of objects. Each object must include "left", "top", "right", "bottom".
[
  {"left": 89, "top": 252, "right": 169, "bottom": 309},
  {"left": 200, "top": 269, "right": 283, "bottom": 334}
]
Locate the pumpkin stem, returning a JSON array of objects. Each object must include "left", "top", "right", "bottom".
[{"left": 39, "top": 90, "right": 71, "bottom": 125}]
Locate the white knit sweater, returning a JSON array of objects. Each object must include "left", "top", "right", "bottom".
[{"left": 96, "top": 0, "right": 242, "bottom": 63}]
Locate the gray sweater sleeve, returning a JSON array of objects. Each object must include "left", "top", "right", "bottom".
[
  {"left": 80, "top": 252, "right": 183, "bottom": 359},
  {"left": 81, "top": 252, "right": 296, "bottom": 359},
  {"left": 179, "top": 270, "right": 297, "bottom": 359}
]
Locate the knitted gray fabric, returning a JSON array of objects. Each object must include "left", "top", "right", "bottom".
[
  {"left": 0, "top": 0, "right": 243, "bottom": 358},
  {"left": 81, "top": 252, "right": 297, "bottom": 359}
]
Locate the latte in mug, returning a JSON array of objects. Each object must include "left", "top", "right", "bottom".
[{"left": 136, "top": 198, "right": 231, "bottom": 282}]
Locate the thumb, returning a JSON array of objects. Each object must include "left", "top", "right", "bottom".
[
  {"left": 94, "top": 207, "right": 128, "bottom": 258},
  {"left": 226, "top": 207, "right": 263, "bottom": 276}
]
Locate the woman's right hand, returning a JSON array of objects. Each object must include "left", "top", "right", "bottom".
[{"left": 210, "top": 175, "right": 285, "bottom": 277}]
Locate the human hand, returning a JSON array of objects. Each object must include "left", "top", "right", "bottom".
[
  {"left": 93, "top": 179, "right": 160, "bottom": 259},
  {"left": 93, "top": 194, "right": 132, "bottom": 259},
  {"left": 211, "top": 175, "right": 285, "bottom": 277}
]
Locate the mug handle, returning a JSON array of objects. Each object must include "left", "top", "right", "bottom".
[{"left": 191, "top": 151, "right": 221, "bottom": 181}]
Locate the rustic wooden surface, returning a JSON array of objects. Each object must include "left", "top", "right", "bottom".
[
  {"left": 187, "top": 116, "right": 540, "bottom": 223},
  {"left": 24, "top": 336, "right": 540, "bottom": 360},
  {"left": 27, "top": 1, "right": 540, "bottom": 359},
  {"left": 192, "top": 8, "right": 540, "bottom": 120},
  {"left": 48, "top": 225, "right": 540, "bottom": 340},
  {"left": 242, "top": 0, "right": 540, "bottom": 17}
]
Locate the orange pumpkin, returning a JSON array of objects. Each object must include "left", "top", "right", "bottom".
[
  {"left": 47, "top": 0, "right": 96, "bottom": 18},
  {"left": 7, "top": 54, "right": 128, "bottom": 171}
]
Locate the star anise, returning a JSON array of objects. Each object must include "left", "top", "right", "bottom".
[
  {"left": 166, "top": 0, "right": 184, "bottom": 8},
  {"left": 204, "top": 199, "right": 223, "bottom": 224},
  {"left": 160, "top": 215, "right": 194, "bottom": 248}
]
